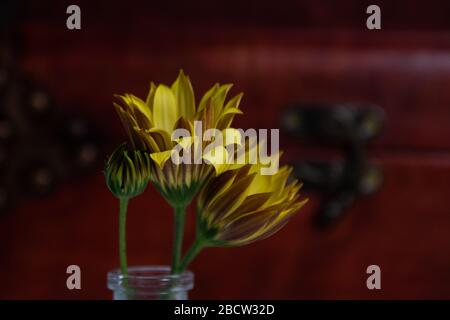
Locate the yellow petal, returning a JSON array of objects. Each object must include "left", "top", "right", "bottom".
[
  {"left": 114, "top": 103, "right": 141, "bottom": 149},
  {"left": 198, "top": 169, "right": 237, "bottom": 208},
  {"left": 220, "top": 107, "right": 243, "bottom": 117},
  {"left": 203, "top": 145, "right": 231, "bottom": 175},
  {"left": 224, "top": 92, "right": 243, "bottom": 110},
  {"left": 146, "top": 127, "right": 173, "bottom": 150},
  {"left": 197, "top": 84, "right": 219, "bottom": 113},
  {"left": 217, "top": 92, "right": 244, "bottom": 129},
  {"left": 153, "top": 85, "right": 178, "bottom": 132},
  {"left": 171, "top": 70, "right": 195, "bottom": 120},
  {"left": 130, "top": 94, "right": 152, "bottom": 121},
  {"left": 146, "top": 82, "right": 157, "bottom": 114},
  {"left": 173, "top": 116, "right": 194, "bottom": 133},
  {"left": 207, "top": 172, "right": 256, "bottom": 224},
  {"left": 247, "top": 174, "right": 272, "bottom": 195},
  {"left": 134, "top": 127, "right": 161, "bottom": 152},
  {"left": 269, "top": 166, "right": 291, "bottom": 194},
  {"left": 211, "top": 84, "right": 233, "bottom": 119},
  {"left": 150, "top": 150, "right": 173, "bottom": 168}
]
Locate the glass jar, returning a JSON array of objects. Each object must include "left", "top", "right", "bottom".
[{"left": 107, "top": 266, "right": 194, "bottom": 300}]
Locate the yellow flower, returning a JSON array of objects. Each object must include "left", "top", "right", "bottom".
[
  {"left": 196, "top": 161, "right": 308, "bottom": 246},
  {"left": 113, "top": 70, "right": 243, "bottom": 206}
]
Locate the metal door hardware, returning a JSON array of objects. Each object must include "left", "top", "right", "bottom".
[{"left": 281, "top": 103, "right": 385, "bottom": 227}]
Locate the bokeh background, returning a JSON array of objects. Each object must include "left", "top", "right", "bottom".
[{"left": 0, "top": 0, "right": 450, "bottom": 299}]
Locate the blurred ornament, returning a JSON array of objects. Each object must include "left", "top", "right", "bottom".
[{"left": 0, "top": 39, "right": 103, "bottom": 215}]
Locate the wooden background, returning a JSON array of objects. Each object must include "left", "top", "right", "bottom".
[{"left": 0, "top": 0, "right": 449, "bottom": 299}]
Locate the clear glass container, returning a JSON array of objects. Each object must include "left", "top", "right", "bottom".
[{"left": 107, "top": 266, "right": 194, "bottom": 300}]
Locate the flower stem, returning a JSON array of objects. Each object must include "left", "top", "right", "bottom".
[
  {"left": 178, "top": 237, "right": 206, "bottom": 273},
  {"left": 119, "top": 197, "right": 129, "bottom": 276},
  {"left": 171, "top": 205, "right": 186, "bottom": 274}
]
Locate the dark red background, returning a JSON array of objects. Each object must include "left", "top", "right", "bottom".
[{"left": 1, "top": 0, "right": 450, "bottom": 299}]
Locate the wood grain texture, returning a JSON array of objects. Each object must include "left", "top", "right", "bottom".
[
  {"left": 1, "top": 157, "right": 450, "bottom": 299},
  {"left": 20, "top": 26, "right": 450, "bottom": 150}
]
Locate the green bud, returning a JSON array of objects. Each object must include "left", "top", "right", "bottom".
[{"left": 104, "top": 144, "right": 151, "bottom": 199}]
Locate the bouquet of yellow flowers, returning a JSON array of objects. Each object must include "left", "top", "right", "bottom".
[{"left": 104, "top": 71, "right": 307, "bottom": 298}]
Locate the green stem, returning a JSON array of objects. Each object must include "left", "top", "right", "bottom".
[
  {"left": 119, "top": 197, "right": 129, "bottom": 276},
  {"left": 171, "top": 205, "right": 186, "bottom": 274},
  {"left": 178, "top": 237, "right": 206, "bottom": 273}
]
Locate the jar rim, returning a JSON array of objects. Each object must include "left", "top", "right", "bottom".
[
  {"left": 108, "top": 265, "right": 193, "bottom": 281},
  {"left": 107, "top": 265, "right": 194, "bottom": 293}
]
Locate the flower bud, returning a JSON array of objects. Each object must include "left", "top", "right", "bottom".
[{"left": 104, "top": 144, "right": 151, "bottom": 199}]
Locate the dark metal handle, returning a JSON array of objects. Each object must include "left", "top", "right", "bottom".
[{"left": 281, "top": 103, "right": 385, "bottom": 227}]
